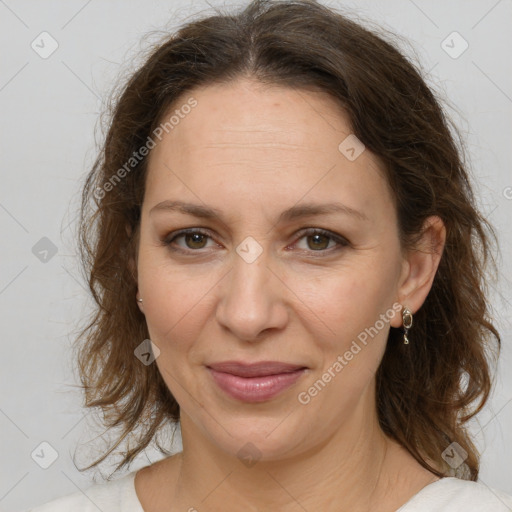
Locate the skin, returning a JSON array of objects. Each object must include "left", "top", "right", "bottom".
[{"left": 132, "top": 78, "right": 446, "bottom": 512}]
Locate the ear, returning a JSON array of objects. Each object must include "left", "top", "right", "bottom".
[
  {"left": 125, "top": 223, "right": 138, "bottom": 284},
  {"left": 389, "top": 215, "right": 446, "bottom": 328}
]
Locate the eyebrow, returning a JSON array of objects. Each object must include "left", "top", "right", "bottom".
[{"left": 149, "top": 200, "right": 369, "bottom": 222}]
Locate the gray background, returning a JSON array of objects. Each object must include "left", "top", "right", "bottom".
[{"left": 0, "top": 0, "right": 511, "bottom": 510}]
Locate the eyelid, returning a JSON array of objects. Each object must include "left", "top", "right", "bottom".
[
  {"left": 163, "top": 227, "right": 213, "bottom": 241},
  {"left": 291, "top": 227, "right": 349, "bottom": 246},
  {"left": 163, "top": 227, "right": 219, "bottom": 249},
  {"left": 162, "top": 227, "right": 349, "bottom": 254}
]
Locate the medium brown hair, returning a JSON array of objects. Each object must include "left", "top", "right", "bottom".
[{"left": 75, "top": 0, "right": 500, "bottom": 480}]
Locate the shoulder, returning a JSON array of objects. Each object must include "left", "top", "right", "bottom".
[
  {"left": 24, "top": 471, "right": 144, "bottom": 512},
  {"left": 399, "top": 477, "right": 512, "bottom": 511}
]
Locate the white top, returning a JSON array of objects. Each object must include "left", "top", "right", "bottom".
[{"left": 26, "top": 471, "right": 512, "bottom": 511}]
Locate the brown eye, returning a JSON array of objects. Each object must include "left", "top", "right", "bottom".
[
  {"left": 294, "top": 228, "right": 349, "bottom": 254},
  {"left": 306, "top": 233, "right": 331, "bottom": 251},
  {"left": 163, "top": 229, "right": 216, "bottom": 252},
  {"left": 183, "top": 232, "right": 208, "bottom": 249}
]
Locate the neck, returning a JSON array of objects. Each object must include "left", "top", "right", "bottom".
[{"left": 171, "top": 400, "right": 412, "bottom": 512}]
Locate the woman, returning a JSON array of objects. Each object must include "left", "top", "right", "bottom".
[{"left": 28, "top": 0, "right": 512, "bottom": 510}]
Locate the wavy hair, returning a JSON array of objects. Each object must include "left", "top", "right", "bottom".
[{"left": 75, "top": 0, "right": 500, "bottom": 479}]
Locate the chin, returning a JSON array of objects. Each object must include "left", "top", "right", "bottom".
[{"left": 202, "top": 413, "right": 309, "bottom": 463}]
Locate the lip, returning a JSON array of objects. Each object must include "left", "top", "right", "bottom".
[
  {"left": 206, "top": 361, "right": 307, "bottom": 403},
  {"left": 207, "top": 360, "right": 306, "bottom": 377}
]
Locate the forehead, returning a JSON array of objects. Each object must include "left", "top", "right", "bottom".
[
  {"left": 143, "top": 79, "right": 392, "bottom": 224},
  {"left": 154, "top": 79, "right": 351, "bottom": 153}
]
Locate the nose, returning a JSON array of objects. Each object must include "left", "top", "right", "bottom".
[{"left": 215, "top": 249, "right": 289, "bottom": 342}]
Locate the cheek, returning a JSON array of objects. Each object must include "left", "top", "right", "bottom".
[
  {"left": 137, "top": 249, "right": 219, "bottom": 349},
  {"left": 292, "top": 257, "right": 397, "bottom": 341},
  {"left": 292, "top": 262, "right": 399, "bottom": 407},
  {"left": 293, "top": 270, "right": 394, "bottom": 415}
]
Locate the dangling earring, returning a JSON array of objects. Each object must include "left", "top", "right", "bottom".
[{"left": 402, "top": 306, "right": 413, "bottom": 345}]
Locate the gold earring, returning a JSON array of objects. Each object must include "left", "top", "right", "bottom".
[{"left": 402, "top": 307, "right": 413, "bottom": 345}]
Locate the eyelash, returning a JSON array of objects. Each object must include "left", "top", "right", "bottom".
[{"left": 161, "top": 227, "right": 349, "bottom": 256}]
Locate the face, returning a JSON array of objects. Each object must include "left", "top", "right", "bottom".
[{"left": 136, "top": 78, "right": 407, "bottom": 461}]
